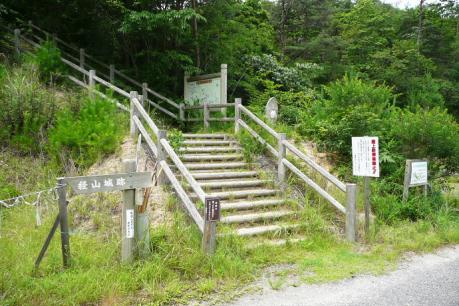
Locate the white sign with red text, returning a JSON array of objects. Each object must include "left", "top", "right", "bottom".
[{"left": 352, "top": 136, "right": 379, "bottom": 177}]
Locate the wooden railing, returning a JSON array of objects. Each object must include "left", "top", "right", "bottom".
[
  {"left": 10, "top": 23, "right": 219, "bottom": 253},
  {"left": 11, "top": 20, "right": 235, "bottom": 125},
  {"left": 234, "top": 99, "right": 357, "bottom": 242}
]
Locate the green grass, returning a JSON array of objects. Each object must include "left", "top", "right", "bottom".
[{"left": 1, "top": 151, "right": 459, "bottom": 305}]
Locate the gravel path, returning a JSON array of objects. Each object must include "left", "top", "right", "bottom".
[{"left": 225, "top": 245, "right": 459, "bottom": 306}]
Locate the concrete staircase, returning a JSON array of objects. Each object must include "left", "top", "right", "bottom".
[{"left": 175, "top": 133, "right": 303, "bottom": 245}]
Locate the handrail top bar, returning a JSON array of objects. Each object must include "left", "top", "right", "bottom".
[
  {"left": 131, "top": 97, "right": 160, "bottom": 136},
  {"left": 238, "top": 104, "right": 280, "bottom": 140},
  {"left": 282, "top": 140, "right": 346, "bottom": 192},
  {"left": 159, "top": 138, "right": 207, "bottom": 203},
  {"left": 145, "top": 88, "right": 180, "bottom": 109}
]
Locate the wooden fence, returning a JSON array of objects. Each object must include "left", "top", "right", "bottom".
[{"left": 10, "top": 21, "right": 357, "bottom": 243}]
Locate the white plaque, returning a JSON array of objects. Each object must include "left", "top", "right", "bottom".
[
  {"left": 185, "top": 75, "right": 221, "bottom": 105},
  {"left": 126, "top": 209, "right": 134, "bottom": 239},
  {"left": 352, "top": 136, "right": 379, "bottom": 177},
  {"left": 410, "top": 161, "right": 428, "bottom": 185}
]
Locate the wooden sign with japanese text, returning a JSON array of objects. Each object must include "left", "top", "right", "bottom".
[{"left": 62, "top": 172, "right": 152, "bottom": 194}]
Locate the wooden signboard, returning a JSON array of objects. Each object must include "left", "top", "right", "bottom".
[
  {"left": 403, "top": 159, "right": 428, "bottom": 201},
  {"left": 205, "top": 198, "right": 220, "bottom": 221},
  {"left": 62, "top": 172, "right": 152, "bottom": 194},
  {"left": 184, "top": 64, "right": 227, "bottom": 107}
]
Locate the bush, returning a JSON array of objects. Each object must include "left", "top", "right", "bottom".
[
  {"left": 48, "top": 95, "right": 126, "bottom": 169},
  {"left": 386, "top": 106, "right": 459, "bottom": 174},
  {"left": 28, "top": 40, "right": 66, "bottom": 83},
  {"left": 0, "top": 63, "right": 57, "bottom": 152}
]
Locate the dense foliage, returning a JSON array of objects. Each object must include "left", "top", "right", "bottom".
[{"left": 1, "top": 0, "right": 458, "bottom": 221}]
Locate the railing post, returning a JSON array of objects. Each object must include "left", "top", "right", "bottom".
[
  {"left": 89, "top": 70, "right": 96, "bottom": 88},
  {"left": 122, "top": 159, "right": 136, "bottom": 263},
  {"left": 28, "top": 20, "right": 33, "bottom": 34},
  {"left": 203, "top": 103, "right": 209, "bottom": 129},
  {"left": 220, "top": 64, "right": 227, "bottom": 116},
  {"left": 345, "top": 183, "right": 357, "bottom": 242},
  {"left": 109, "top": 64, "right": 115, "bottom": 83},
  {"left": 79, "top": 48, "right": 85, "bottom": 69},
  {"left": 14, "top": 29, "right": 21, "bottom": 55},
  {"left": 179, "top": 104, "right": 185, "bottom": 122},
  {"left": 130, "top": 91, "right": 139, "bottom": 137},
  {"left": 202, "top": 197, "right": 220, "bottom": 255},
  {"left": 156, "top": 130, "right": 168, "bottom": 186},
  {"left": 142, "top": 83, "right": 148, "bottom": 101},
  {"left": 234, "top": 98, "right": 241, "bottom": 134},
  {"left": 57, "top": 178, "right": 70, "bottom": 268},
  {"left": 278, "top": 133, "right": 287, "bottom": 187}
]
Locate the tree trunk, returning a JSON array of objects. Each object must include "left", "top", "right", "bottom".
[{"left": 191, "top": 0, "right": 201, "bottom": 68}]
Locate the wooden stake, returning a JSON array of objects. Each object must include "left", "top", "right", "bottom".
[
  {"left": 121, "top": 160, "right": 136, "bottom": 263},
  {"left": 345, "top": 183, "right": 357, "bottom": 242},
  {"left": 364, "top": 176, "right": 371, "bottom": 237},
  {"left": 57, "top": 179, "right": 70, "bottom": 268}
]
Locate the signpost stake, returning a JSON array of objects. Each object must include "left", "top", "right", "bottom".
[
  {"left": 121, "top": 160, "right": 136, "bottom": 263},
  {"left": 203, "top": 103, "right": 209, "bottom": 129},
  {"left": 234, "top": 98, "right": 241, "bottom": 134},
  {"left": 402, "top": 159, "right": 411, "bottom": 202},
  {"left": 364, "top": 176, "right": 371, "bottom": 238},
  {"left": 278, "top": 133, "right": 287, "bottom": 187},
  {"left": 130, "top": 91, "right": 139, "bottom": 137},
  {"left": 202, "top": 197, "right": 220, "bottom": 255},
  {"left": 109, "top": 64, "right": 115, "bottom": 83},
  {"left": 345, "top": 183, "right": 357, "bottom": 242},
  {"left": 156, "top": 130, "right": 168, "bottom": 185},
  {"left": 57, "top": 178, "right": 71, "bottom": 268},
  {"left": 89, "top": 69, "right": 96, "bottom": 88},
  {"left": 14, "top": 29, "right": 21, "bottom": 55}
]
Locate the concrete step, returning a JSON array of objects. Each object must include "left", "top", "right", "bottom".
[
  {"left": 246, "top": 237, "right": 306, "bottom": 249},
  {"left": 233, "top": 224, "right": 301, "bottom": 237},
  {"left": 221, "top": 198, "right": 285, "bottom": 211},
  {"left": 183, "top": 133, "right": 229, "bottom": 139},
  {"left": 192, "top": 171, "right": 258, "bottom": 180},
  {"left": 221, "top": 210, "right": 295, "bottom": 224},
  {"left": 203, "top": 189, "right": 280, "bottom": 200},
  {"left": 180, "top": 153, "right": 243, "bottom": 162},
  {"left": 199, "top": 179, "right": 271, "bottom": 189},
  {"left": 184, "top": 162, "right": 248, "bottom": 170},
  {"left": 179, "top": 146, "right": 240, "bottom": 153},
  {"left": 183, "top": 140, "right": 237, "bottom": 146}
]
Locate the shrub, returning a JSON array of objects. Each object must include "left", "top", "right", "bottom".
[
  {"left": 0, "top": 63, "right": 57, "bottom": 152},
  {"left": 48, "top": 95, "right": 126, "bottom": 169},
  {"left": 28, "top": 40, "right": 66, "bottom": 83},
  {"left": 386, "top": 106, "right": 459, "bottom": 174}
]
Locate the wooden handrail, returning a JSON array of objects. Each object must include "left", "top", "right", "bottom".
[
  {"left": 160, "top": 138, "right": 207, "bottom": 204},
  {"left": 131, "top": 98, "right": 160, "bottom": 136},
  {"left": 160, "top": 160, "right": 204, "bottom": 232},
  {"left": 238, "top": 119, "right": 278, "bottom": 157},
  {"left": 282, "top": 159, "right": 346, "bottom": 214},
  {"left": 132, "top": 116, "right": 158, "bottom": 157},
  {"left": 146, "top": 98, "right": 178, "bottom": 120},
  {"left": 239, "top": 105, "right": 280, "bottom": 140},
  {"left": 93, "top": 74, "right": 130, "bottom": 98},
  {"left": 282, "top": 140, "right": 346, "bottom": 192},
  {"left": 146, "top": 88, "right": 180, "bottom": 109}
]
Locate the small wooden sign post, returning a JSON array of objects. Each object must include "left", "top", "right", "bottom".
[
  {"left": 202, "top": 197, "right": 220, "bottom": 255},
  {"left": 403, "top": 159, "right": 428, "bottom": 201},
  {"left": 352, "top": 136, "right": 380, "bottom": 238},
  {"left": 34, "top": 163, "right": 152, "bottom": 270}
]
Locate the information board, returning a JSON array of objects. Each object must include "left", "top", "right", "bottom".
[
  {"left": 352, "top": 136, "right": 379, "bottom": 177},
  {"left": 185, "top": 76, "right": 221, "bottom": 105},
  {"left": 410, "top": 161, "right": 428, "bottom": 186}
]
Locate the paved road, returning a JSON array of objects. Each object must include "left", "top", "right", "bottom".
[{"left": 226, "top": 245, "right": 459, "bottom": 306}]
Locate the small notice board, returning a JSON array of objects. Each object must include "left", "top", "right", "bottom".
[
  {"left": 184, "top": 64, "right": 227, "bottom": 106},
  {"left": 352, "top": 136, "right": 380, "bottom": 177}
]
